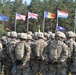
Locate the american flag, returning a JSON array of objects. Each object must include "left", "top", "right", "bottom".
[
  {"left": 28, "top": 12, "right": 38, "bottom": 19},
  {"left": 16, "top": 13, "right": 26, "bottom": 20}
]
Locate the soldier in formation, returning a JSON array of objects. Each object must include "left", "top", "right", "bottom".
[
  {"left": 43, "top": 31, "right": 68, "bottom": 75},
  {"left": 30, "top": 32, "right": 47, "bottom": 75},
  {"left": 0, "top": 30, "right": 76, "bottom": 75},
  {"left": 14, "top": 33, "right": 31, "bottom": 75},
  {"left": 65, "top": 31, "right": 76, "bottom": 75}
]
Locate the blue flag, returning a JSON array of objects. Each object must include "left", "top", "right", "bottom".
[
  {"left": 56, "top": 26, "right": 65, "bottom": 31},
  {"left": 0, "top": 15, "right": 8, "bottom": 21}
]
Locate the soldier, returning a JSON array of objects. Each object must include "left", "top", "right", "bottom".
[
  {"left": 50, "top": 33, "right": 55, "bottom": 40},
  {"left": 27, "top": 34, "right": 33, "bottom": 45},
  {"left": 31, "top": 32, "right": 47, "bottom": 75},
  {"left": 65, "top": 31, "right": 76, "bottom": 75},
  {"left": 6, "top": 32, "right": 11, "bottom": 42},
  {"left": 15, "top": 33, "right": 31, "bottom": 75},
  {"left": 0, "top": 38, "right": 3, "bottom": 74},
  {"left": 4, "top": 31, "right": 18, "bottom": 75},
  {"left": 33, "top": 32, "right": 38, "bottom": 40},
  {"left": 28, "top": 31, "right": 33, "bottom": 36},
  {"left": 43, "top": 31, "right": 68, "bottom": 75},
  {"left": 2, "top": 32, "right": 11, "bottom": 75}
]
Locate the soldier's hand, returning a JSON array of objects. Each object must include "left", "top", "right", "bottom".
[
  {"left": 70, "top": 59, "right": 73, "bottom": 63},
  {"left": 37, "top": 58, "right": 42, "bottom": 61},
  {"left": 48, "top": 61, "right": 53, "bottom": 64},
  {"left": 15, "top": 60, "right": 23, "bottom": 65},
  {"left": 53, "top": 61, "right": 59, "bottom": 65}
]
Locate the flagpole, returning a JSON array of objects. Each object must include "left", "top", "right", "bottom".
[
  {"left": 56, "top": 10, "right": 58, "bottom": 31},
  {"left": 27, "top": 16, "right": 29, "bottom": 33},
  {"left": 15, "top": 14, "right": 17, "bottom": 31},
  {"left": 43, "top": 18, "right": 45, "bottom": 33},
  {"left": 43, "top": 11, "right": 45, "bottom": 33}
]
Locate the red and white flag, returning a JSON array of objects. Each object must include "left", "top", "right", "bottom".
[
  {"left": 16, "top": 13, "right": 26, "bottom": 20},
  {"left": 57, "top": 10, "right": 68, "bottom": 18},
  {"left": 5, "top": 27, "right": 10, "bottom": 31},
  {"left": 28, "top": 12, "right": 38, "bottom": 19}
]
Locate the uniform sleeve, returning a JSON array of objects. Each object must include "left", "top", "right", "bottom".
[
  {"left": 73, "top": 42, "right": 76, "bottom": 60},
  {"left": 43, "top": 44, "right": 49, "bottom": 62},
  {"left": 58, "top": 43, "right": 68, "bottom": 63},
  {"left": 22, "top": 43, "right": 31, "bottom": 63},
  {"left": 0, "top": 43, "right": 3, "bottom": 59}
]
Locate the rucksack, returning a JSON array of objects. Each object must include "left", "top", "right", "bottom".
[
  {"left": 33, "top": 40, "right": 46, "bottom": 60},
  {"left": 15, "top": 42, "right": 25, "bottom": 60},
  {"left": 65, "top": 40, "right": 75, "bottom": 59},
  {"left": 48, "top": 40, "right": 63, "bottom": 61}
]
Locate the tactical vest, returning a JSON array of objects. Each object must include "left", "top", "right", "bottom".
[{"left": 48, "top": 40, "right": 63, "bottom": 61}]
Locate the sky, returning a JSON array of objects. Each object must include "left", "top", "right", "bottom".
[
  {"left": 10, "top": 0, "right": 31, "bottom": 5},
  {"left": 23, "top": 0, "right": 31, "bottom": 5}
]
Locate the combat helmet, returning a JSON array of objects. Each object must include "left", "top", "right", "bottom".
[
  {"left": 10, "top": 31, "right": 17, "bottom": 38},
  {"left": 7, "top": 32, "right": 11, "bottom": 37},
  {"left": 28, "top": 31, "right": 33, "bottom": 35},
  {"left": 27, "top": 34, "right": 32, "bottom": 40},
  {"left": 37, "top": 32, "right": 44, "bottom": 39},
  {"left": 66, "top": 31, "right": 76, "bottom": 38},
  {"left": 50, "top": 33, "right": 55, "bottom": 39},
  {"left": 19, "top": 33, "right": 27, "bottom": 40},
  {"left": 55, "top": 31, "right": 66, "bottom": 39}
]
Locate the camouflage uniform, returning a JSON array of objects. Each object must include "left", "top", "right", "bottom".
[
  {"left": 44, "top": 31, "right": 68, "bottom": 75},
  {"left": 65, "top": 31, "right": 76, "bottom": 75},
  {"left": 0, "top": 41, "right": 3, "bottom": 74},
  {"left": 15, "top": 33, "right": 31, "bottom": 75},
  {"left": 30, "top": 32, "right": 47, "bottom": 75},
  {"left": 4, "top": 31, "right": 18, "bottom": 75}
]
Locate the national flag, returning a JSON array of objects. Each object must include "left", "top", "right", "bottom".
[
  {"left": 57, "top": 10, "right": 68, "bottom": 18},
  {"left": 0, "top": 15, "right": 8, "bottom": 21},
  {"left": 5, "top": 27, "right": 10, "bottom": 31},
  {"left": 56, "top": 26, "right": 65, "bottom": 31},
  {"left": 28, "top": 12, "right": 38, "bottom": 19},
  {"left": 16, "top": 13, "right": 25, "bottom": 20},
  {"left": 44, "top": 11, "right": 55, "bottom": 19}
]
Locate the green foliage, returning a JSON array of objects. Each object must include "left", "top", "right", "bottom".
[{"left": 0, "top": 24, "right": 7, "bottom": 36}]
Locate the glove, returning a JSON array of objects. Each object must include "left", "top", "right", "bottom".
[
  {"left": 48, "top": 61, "right": 53, "bottom": 64},
  {"left": 53, "top": 61, "right": 59, "bottom": 65},
  {"left": 70, "top": 59, "right": 73, "bottom": 63},
  {"left": 15, "top": 60, "right": 23, "bottom": 65},
  {"left": 37, "top": 58, "right": 42, "bottom": 61}
]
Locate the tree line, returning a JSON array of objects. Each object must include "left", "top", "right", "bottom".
[{"left": 0, "top": 0, "right": 76, "bottom": 35}]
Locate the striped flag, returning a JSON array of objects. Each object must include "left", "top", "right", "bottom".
[
  {"left": 57, "top": 10, "right": 68, "bottom": 18},
  {"left": 5, "top": 27, "right": 10, "bottom": 31},
  {"left": 28, "top": 12, "right": 38, "bottom": 19},
  {"left": 16, "top": 13, "right": 26, "bottom": 20},
  {"left": 44, "top": 11, "right": 55, "bottom": 19}
]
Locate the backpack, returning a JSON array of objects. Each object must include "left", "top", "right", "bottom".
[
  {"left": 33, "top": 40, "right": 46, "bottom": 60},
  {"left": 48, "top": 40, "right": 63, "bottom": 61},
  {"left": 65, "top": 40, "right": 75, "bottom": 59},
  {"left": 15, "top": 42, "right": 25, "bottom": 60}
]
